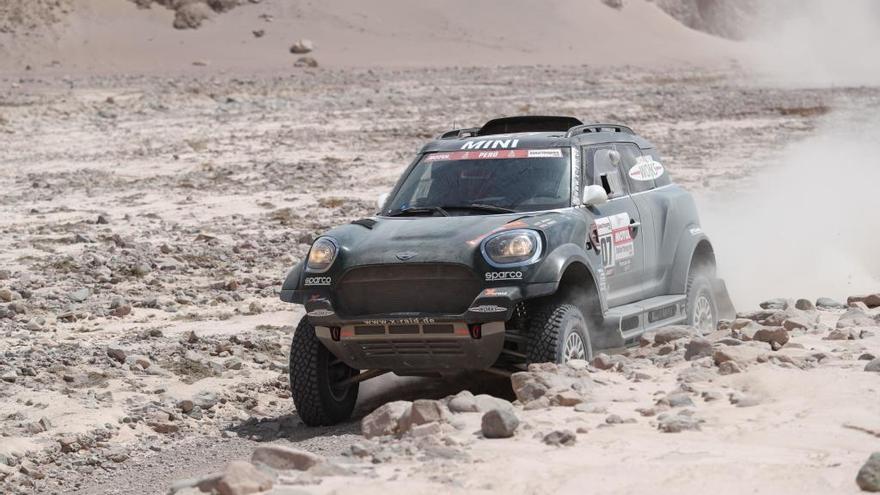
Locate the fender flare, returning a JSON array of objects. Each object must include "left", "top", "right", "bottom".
[
  {"left": 531, "top": 243, "right": 608, "bottom": 312},
  {"left": 279, "top": 261, "right": 305, "bottom": 303},
  {"left": 668, "top": 226, "right": 714, "bottom": 295}
]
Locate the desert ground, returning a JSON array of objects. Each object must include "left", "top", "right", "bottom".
[{"left": 1, "top": 1, "right": 880, "bottom": 494}]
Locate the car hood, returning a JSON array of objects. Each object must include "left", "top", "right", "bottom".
[{"left": 325, "top": 213, "right": 539, "bottom": 266}]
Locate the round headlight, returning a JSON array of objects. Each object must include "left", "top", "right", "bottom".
[
  {"left": 482, "top": 230, "right": 542, "bottom": 267},
  {"left": 306, "top": 238, "right": 338, "bottom": 272}
]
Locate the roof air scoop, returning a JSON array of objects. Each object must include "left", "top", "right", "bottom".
[{"left": 477, "top": 116, "right": 584, "bottom": 136}]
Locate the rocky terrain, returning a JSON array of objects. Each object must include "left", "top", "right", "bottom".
[
  {"left": 168, "top": 297, "right": 880, "bottom": 495},
  {"left": 1, "top": 62, "right": 879, "bottom": 494}
]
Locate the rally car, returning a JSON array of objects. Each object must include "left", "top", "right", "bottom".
[{"left": 280, "top": 115, "right": 735, "bottom": 425}]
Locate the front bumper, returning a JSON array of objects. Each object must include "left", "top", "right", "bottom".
[{"left": 315, "top": 321, "right": 505, "bottom": 373}]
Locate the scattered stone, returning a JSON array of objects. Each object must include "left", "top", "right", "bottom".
[
  {"left": 543, "top": 429, "right": 577, "bottom": 446},
  {"left": 717, "top": 361, "right": 743, "bottom": 375},
  {"left": 659, "top": 392, "right": 695, "bottom": 408},
  {"left": 481, "top": 408, "right": 519, "bottom": 439},
  {"left": 248, "top": 300, "right": 263, "bottom": 314},
  {"left": 551, "top": 390, "right": 584, "bottom": 406},
  {"left": 193, "top": 391, "right": 220, "bottom": 410},
  {"left": 816, "top": 297, "right": 845, "bottom": 310},
  {"left": 252, "top": 29, "right": 265, "bottom": 38},
  {"left": 174, "top": 3, "right": 213, "bottom": 29},
  {"left": 865, "top": 359, "right": 880, "bottom": 373},
  {"left": 69, "top": 288, "right": 90, "bottom": 302},
  {"left": 448, "top": 391, "right": 478, "bottom": 413},
  {"left": 106, "top": 346, "right": 127, "bottom": 363},
  {"left": 826, "top": 328, "right": 857, "bottom": 341},
  {"left": 684, "top": 337, "right": 713, "bottom": 361},
  {"left": 654, "top": 325, "right": 699, "bottom": 344},
  {"left": 753, "top": 327, "right": 790, "bottom": 348},
  {"left": 838, "top": 308, "right": 876, "bottom": 328},
  {"left": 849, "top": 294, "right": 880, "bottom": 309},
  {"left": 289, "top": 39, "right": 314, "bottom": 54},
  {"left": 179, "top": 400, "right": 195, "bottom": 413},
  {"left": 225, "top": 357, "right": 243, "bottom": 370},
  {"left": 760, "top": 298, "right": 788, "bottom": 310},
  {"left": 857, "top": 452, "right": 880, "bottom": 492},
  {"left": 294, "top": 56, "right": 319, "bottom": 68},
  {"left": 251, "top": 445, "right": 322, "bottom": 471},
  {"left": 404, "top": 399, "right": 445, "bottom": 428},
  {"left": 859, "top": 353, "right": 877, "bottom": 361},
  {"left": 658, "top": 413, "right": 702, "bottom": 432},
  {"left": 794, "top": 299, "right": 815, "bottom": 311}
]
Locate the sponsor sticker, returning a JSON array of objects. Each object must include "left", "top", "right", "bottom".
[
  {"left": 306, "top": 309, "right": 335, "bottom": 318},
  {"left": 527, "top": 149, "right": 563, "bottom": 158},
  {"left": 481, "top": 288, "right": 512, "bottom": 297},
  {"left": 304, "top": 276, "right": 331, "bottom": 286},
  {"left": 468, "top": 304, "right": 508, "bottom": 313},
  {"left": 594, "top": 213, "right": 635, "bottom": 271},
  {"left": 628, "top": 156, "right": 665, "bottom": 182},
  {"left": 485, "top": 271, "right": 523, "bottom": 281}
]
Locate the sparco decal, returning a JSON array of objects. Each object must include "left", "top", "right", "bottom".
[
  {"left": 303, "top": 276, "right": 331, "bottom": 286},
  {"left": 485, "top": 271, "right": 523, "bottom": 281},
  {"left": 363, "top": 317, "right": 436, "bottom": 325},
  {"left": 306, "top": 309, "right": 335, "bottom": 317},
  {"left": 460, "top": 139, "right": 520, "bottom": 150},
  {"left": 468, "top": 305, "right": 508, "bottom": 313}
]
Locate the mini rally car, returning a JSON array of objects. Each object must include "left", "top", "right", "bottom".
[{"left": 280, "top": 116, "right": 735, "bottom": 425}]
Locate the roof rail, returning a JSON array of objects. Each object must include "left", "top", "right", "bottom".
[
  {"left": 438, "top": 127, "right": 481, "bottom": 140},
  {"left": 566, "top": 123, "right": 634, "bottom": 137}
]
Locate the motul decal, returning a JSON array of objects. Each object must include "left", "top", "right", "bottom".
[
  {"left": 306, "top": 309, "right": 335, "bottom": 317},
  {"left": 594, "top": 213, "right": 634, "bottom": 271}
]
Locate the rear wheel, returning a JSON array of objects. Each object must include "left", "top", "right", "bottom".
[
  {"left": 289, "top": 317, "right": 359, "bottom": 426},
  {"left": 526, "top": 302, "right": 593, "bottom": 364},
  {"left": 686, "top": 273, "right": 718, "bottom": 334}
]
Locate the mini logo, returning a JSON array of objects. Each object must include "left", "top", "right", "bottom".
[
  {"left": 304, "top": 276, "right": 331, "bottom": 286},
  {"left": 396, "top": 252, "right": 418, "bottom": 261},
  {"left": 485, "top": 271, "right": 523, "bottom": 281}
]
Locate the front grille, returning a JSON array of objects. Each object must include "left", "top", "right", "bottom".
[
  {"left": 358, "top": 339, "right": 465, "bottom": 357},
  {"left": 336, "top": 264, "right": 481, "bottom": 316}
]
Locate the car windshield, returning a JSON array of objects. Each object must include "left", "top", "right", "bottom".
[{"left": 384, "top": 148, "right": 572, "bottom": 215}]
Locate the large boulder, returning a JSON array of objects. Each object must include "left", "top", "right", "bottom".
[
  {"left": 848, "top": 294, "right": 880, "bottom": 309},
  {"left": 857, "top": 452, "right": 880, "bottom": 492},
  {"left": 251, "top": 445, "right": 322, "bottom": 471},
  {"left": 361, "top": 401, "right": 411, "bottom": 438},
  {"left": 215, "top": 461, "right": 273, "bottom": 495},
  {"left": 481, "top": 408, "right": 519, "bottom": 438}
]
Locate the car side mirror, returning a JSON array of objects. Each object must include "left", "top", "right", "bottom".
[
  {"left": 376, "top": 192, "right": 389, "bottom": 210},
  {"left": 582, "top": 185, "right": 608, "bottom": 207}
]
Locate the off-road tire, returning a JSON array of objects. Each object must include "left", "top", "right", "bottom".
[
  {"left": 526, "top": 302, "right": 593, "bottom": 364},
  {"left": 289, "top": 317, "right": 359, "bottom": 426},
  {"left": 686, "top": 273, "right": 718, "bottom": 335}
]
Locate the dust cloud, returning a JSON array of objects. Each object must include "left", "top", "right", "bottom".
[
  {"left": 745, "top": 0, "right": 880, "bottom": 87},
  {"left": 699, "top": 106, "right": 880, "bottom": 309}
]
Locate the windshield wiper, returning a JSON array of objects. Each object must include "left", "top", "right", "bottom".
[
  {"left": 442, "top": 204, "right": 516, "bottom": 214},
  {"left": 386, "top": 206, "right": 449, "bottom": 217}
]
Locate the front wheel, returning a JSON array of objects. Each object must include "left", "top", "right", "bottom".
[
  {"left": 526, "top": 302, "right": 593, "bottom": 364},
  {"left": 289, "top": 317, "right": 359, "bottom": 426},
  {"left": 686, "top": 274, "right": 718, "bottom": 335}
]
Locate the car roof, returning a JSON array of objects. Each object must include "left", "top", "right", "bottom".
[{"left": 420, "top": 116, "right": 656, "bottom": 154}]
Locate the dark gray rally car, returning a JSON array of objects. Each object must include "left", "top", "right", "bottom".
[{"left": 280, "top": 116, "right": 734, "bottom": 425}]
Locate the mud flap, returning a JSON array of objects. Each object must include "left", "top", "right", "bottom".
[{"left": 711, "top": 278, "right": 736, "bottom": 321}]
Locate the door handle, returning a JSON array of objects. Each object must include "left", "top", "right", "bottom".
[{"left": 629, "top": 220, "right": 641, "bottom": 236}]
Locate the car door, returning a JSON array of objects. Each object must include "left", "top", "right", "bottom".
[
  {"left": 614, "top": 143, "right": 664, "bottom": 298},
  {"left": 581, "top": 145, "right": 646, "bottom": 308}
]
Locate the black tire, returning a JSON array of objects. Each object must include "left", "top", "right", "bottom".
[
  {"left": 686, "top": 273, "right": 718, "bottom": 335},
  {"left": 289, "top": 317, "right": 359, "bottom": 426},
  {"left": 526, "top": 302, "right": 593, "bottom": 364}
]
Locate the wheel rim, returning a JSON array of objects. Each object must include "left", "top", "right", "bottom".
[
  {"left": 327, "top": 359, "right": 355, "bottom": 401},
  {"left": 563, "top": 332, "right": 587, "bottom": 362},
  {"left": 693, "top": 294, "right": 714, "bottom": 333}
]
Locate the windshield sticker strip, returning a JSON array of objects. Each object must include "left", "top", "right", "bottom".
[{"left": 426, "top": 149, "right": 562, "bottom": 162}]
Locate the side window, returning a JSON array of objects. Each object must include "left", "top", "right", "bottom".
[
  {"left": 583, "top": 145, "right": 626, "bottom": 199},
  {"left": 616, "top": 143, "right": 654, "bottom": 193}
]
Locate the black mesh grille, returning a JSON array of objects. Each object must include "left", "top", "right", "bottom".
[{"left": 336, "top": 264, "right": 481, "bottom": 316}]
